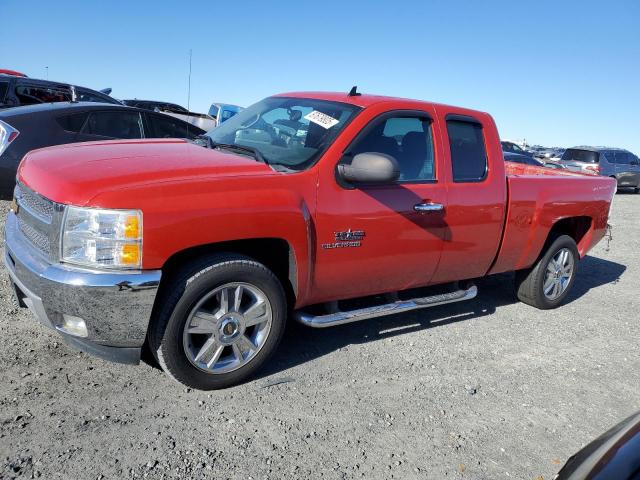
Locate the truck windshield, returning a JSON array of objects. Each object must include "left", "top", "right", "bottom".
[
  {"left": 205, "top": 96, "right": 360, "bottom": 169},
  {"left": 562, "top": 149, "right": 599, "bottom": 163}
]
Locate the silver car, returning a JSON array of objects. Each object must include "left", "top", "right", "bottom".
[{"left": 560, "top": 146, "right": 640, "bottom": 193}]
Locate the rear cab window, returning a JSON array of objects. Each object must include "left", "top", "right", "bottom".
[
  {"left": 562, "top": 149, "right": 599, "bottom": 163},
  {"left": 446, "top": 116, "right": 488, "bottom": 182}
]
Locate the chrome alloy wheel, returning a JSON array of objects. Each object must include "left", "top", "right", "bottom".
[
  {"left": 182, "top": 282, "right": 272, "bottom": 374},
  {"left": 543, "top": 248, "right": 575, "bottom": 301}
]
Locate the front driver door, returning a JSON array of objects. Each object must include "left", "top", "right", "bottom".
[{"left": 310, "top": 109, "right": 448, "bottom": 305}]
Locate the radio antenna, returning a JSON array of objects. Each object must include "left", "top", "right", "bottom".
[{"left": 187, "top": 49, "right": 192, "bottom": 112}]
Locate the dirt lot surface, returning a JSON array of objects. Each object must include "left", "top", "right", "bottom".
[{"left": 0, "top": 194, "right": 638, "bottom": 480}]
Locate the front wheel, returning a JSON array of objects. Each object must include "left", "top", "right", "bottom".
[
  {"left": 148, "top": 254, "right": 287, "bottom": 390},
  {"left": 515, "top": 235, "right": 579, "bottom": 309}
]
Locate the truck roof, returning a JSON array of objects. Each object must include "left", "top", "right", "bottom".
[{"left": 275, "top": 91, "right": 484, "bottom": 114}]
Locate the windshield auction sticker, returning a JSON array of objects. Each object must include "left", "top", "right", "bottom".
[{"left": 304, "top": 111, "right": 340, "bottom": 129}]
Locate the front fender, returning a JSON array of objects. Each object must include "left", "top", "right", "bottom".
[{"left": 88, "top": 173, "right": 317, "bottom": 303}]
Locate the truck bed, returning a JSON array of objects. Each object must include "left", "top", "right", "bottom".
[{"left": 489, "top": 163, "right": 616, "bottom": 275}]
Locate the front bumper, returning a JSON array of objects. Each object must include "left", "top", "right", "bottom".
[{"left": 4, "top": 212, "right": 161, "bottom": 364}]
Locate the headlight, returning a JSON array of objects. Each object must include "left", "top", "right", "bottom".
[{"left": 61, "top": 206, "right": 142, "bottom": 269}]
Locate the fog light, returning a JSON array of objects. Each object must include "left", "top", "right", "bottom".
[{"left": 56, "top": 314, "right": 88, "bottom": 338}]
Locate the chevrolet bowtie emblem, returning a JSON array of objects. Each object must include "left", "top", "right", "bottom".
[
  {"left": 334, "top": 229, "right": 365, "bottom": 241},
  {"left": 321, "top": 229, "right": 366, "bottom": 250}
]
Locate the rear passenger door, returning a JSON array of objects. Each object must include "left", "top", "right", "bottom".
[
  {"left": 429, "top": 111, "right": 507, "bottom": 284},
  {"left": 75, "top": 110, "right": 144, "bottom": 141}
]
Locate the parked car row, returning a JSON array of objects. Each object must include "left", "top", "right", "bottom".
[
  {"left": 502, "top": 142, "right": 566, "bottom": 169},
  {"left": 0, "top": 102, "right": 205, "bottom": 198},
  {"left": 2, "top": 68, "right": 637, "bottom": 198},
  {"left": 0, "top": 72, "right": 118, "bottom": 109},
  {"left": 0, "top": 68, "right": 249, "bottom": 199},
  {"left": 2, "top": 68, "right": 244, "bottom": 124},
  {"left": 501, "top": 140, "right": 639, "bottom": 192},
  {"left": 560, "top": 146, "right": 640, "bottom": 192},
  {"left": 122, "top": 99, "right": 218, "bottom": 131}
]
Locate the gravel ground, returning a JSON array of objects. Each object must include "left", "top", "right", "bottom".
[{"left": 0, "top": 194, "right": 638, "bottom": 480}]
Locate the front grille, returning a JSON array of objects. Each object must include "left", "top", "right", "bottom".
[
  {"left": 15, "top": 183, "right": 54, "bottom": 223},
  {"left": 17, "top": 216, "right": 51, "bottom": 255},
  {"left": 14, "top": 182, "right": 58, "bottom": 258}
]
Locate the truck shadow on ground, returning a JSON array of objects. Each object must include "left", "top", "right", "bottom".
[{"left": 259, "top": 255, "right": 626, "bottom": 380}]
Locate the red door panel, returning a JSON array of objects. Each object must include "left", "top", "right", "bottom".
[
  {"left": 308, "top": 104, "right": 449, "bottom": 305},
  {"left": 311, "top": 183, "right": 447, "bottom": 304},
  {"left": 429, "top": 107, "right": 507, "bottom": 284}
]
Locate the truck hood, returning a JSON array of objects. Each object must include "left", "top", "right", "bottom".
[{"left": 18, "top": 139, "right": 274, "bottom": 205}]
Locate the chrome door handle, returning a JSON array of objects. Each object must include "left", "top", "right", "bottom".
[{"left": 414, "top": 202, "right": 444, "bottom": 213}]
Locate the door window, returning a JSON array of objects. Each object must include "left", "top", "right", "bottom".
[
  {"left": 76, "top": 88, "right": 112, "bottom": 104},
  {"left": 0, "top": 82, "right": 8, "bottom": 102},
  {"left": 15, "top": 84, "right": 71, "bottom": 105},
  {"left": 220, "top": 108, "right": 238, "bottom": 122},
  {"left": 83, "top": 111, "right": 143, "bottom": 139},
  {"left": 561, "top": 149, "right": 599, "bottom": 163},
  {"left": 56, "top": 113, "right": 89, "bottom": 133},
  {"left": 611, "top": 151, "right": 631, "bottom": 164},
  {"left": 147, "top": 113, "right": 200, "bottom": 139},
  {"left": 447, "top": 119, "right": 488, "bottom": 182},
  {"left": 348, "top": 115, "right": 435, "bottom": 181}
]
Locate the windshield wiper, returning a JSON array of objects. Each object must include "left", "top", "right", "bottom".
[{"left": 210, "top": 140, "right": 267, "bottom": 164}]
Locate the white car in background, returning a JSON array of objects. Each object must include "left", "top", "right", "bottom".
[{"left": 208, "top": 103, "right": 243, "bottom": 125}]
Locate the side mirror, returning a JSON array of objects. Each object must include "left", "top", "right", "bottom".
[{"left": 337, "top": 152, "right": 400, "bottom": 185}]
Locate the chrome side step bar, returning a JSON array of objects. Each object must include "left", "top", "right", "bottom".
[{"left": 294, "top": 285, "right": 478, "bottom": 328}]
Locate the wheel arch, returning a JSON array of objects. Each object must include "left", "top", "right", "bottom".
[
  {"left": 160, "top": 237, "right": 297, "bottom": 309},
  {"left": 546, "top": 216, "right": 593, "bottom": 257}
]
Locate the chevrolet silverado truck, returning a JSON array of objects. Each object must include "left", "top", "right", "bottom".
[{"left": 3, "top": 90, "right": 616, "bottom": 390}]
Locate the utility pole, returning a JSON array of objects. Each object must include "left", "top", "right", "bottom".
[{"left": 45, "top": 66, "right": 48, "bottom": 80}]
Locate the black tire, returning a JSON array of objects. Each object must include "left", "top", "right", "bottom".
[
  {"left": 514, "top": 235, "right": 579, "bottom": 310},
  {"left": 634, "top": 187, "right": 640, "bottom": 194},
  {"left": 148, "top": 254, "right": 287, "bottom": 390}
]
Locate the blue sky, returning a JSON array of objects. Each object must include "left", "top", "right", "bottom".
[{"left": 2, "top": 0, "right": 639, "bottom": 152}]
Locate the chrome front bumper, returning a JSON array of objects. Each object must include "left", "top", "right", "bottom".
[{"left": 4, "top": 212, "right": 161, "bottom": 364}]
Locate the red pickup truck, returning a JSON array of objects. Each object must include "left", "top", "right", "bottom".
[{"left": 4, "top": 90, "right": 616, "bottom": 389}]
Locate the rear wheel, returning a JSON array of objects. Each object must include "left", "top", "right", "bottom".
[
  {"left": 148, "top": 254, "right": 287, "bottom": 390},
  {"left": 515, "top": 235, "right": 579, "bottom": 309}
]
